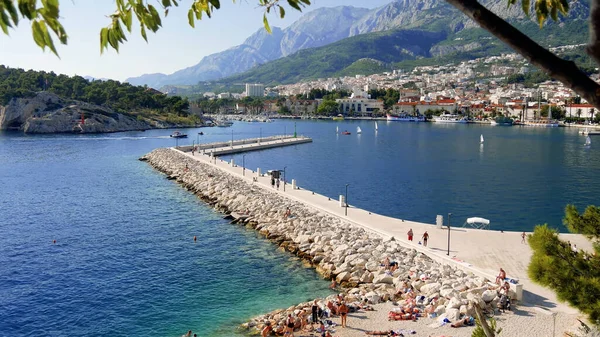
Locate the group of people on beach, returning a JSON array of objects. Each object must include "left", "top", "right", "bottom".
[{"left": 406, "top": 228, "right": 429, "bottom": 247}]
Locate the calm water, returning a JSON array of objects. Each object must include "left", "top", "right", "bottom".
[{"left": 1, "top": 120, "right": 598, "bottom": 336}]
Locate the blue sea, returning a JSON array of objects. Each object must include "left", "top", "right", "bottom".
[{"left": 1, "top": 120, "right": 598, "bottom": 336}]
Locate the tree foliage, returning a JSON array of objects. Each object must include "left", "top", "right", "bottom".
[
  {"left": 0, "top": 0, "right": 311, "bottom": 56},
  {"left": 316, "top": 99, "right": 339, "bottom": 115},
  {"left": 528, "top": 205, "right": 600, "bottom": 325},
  {"left": 0, "top": 65, "right": 189, "bottom": 115}
]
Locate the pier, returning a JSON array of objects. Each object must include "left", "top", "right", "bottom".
[
  {"left": 179, "top": 135, "right": 312, "bottom": 156},
  {"left": 168, "top": 138, "right": 592, "bottom": 313}
]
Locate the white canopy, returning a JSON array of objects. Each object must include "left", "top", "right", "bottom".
[{"left": 466, "top": 217, "right": 490, "bottom": 225}]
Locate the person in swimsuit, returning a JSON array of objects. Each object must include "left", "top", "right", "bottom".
[
  {"left": 311, "top": 300, "right": 319, "bottom": 324},
  {"left": 338, "top": 301, "right": 349, "bottom": 327},
  {"left": 422, "top": 231, "right": 429, "bottom": 247},
  {"left": 407, "top": 228, "right": 413, "bottom": 241},
  {"left": 285, "top": 314, "right": 295, "bottom": 337},
  {"left": 261, "top": 323, "right": 272, "bottom": 337}
]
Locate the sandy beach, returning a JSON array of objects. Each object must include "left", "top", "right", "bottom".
[{"left": 292, "top": 301, "right": 581, "bottom": 337}]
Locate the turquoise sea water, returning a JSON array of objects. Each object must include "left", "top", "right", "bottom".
[{"left": 1, "top": 120, "right": 599, "bottom": 336}]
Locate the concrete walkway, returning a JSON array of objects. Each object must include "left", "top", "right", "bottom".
[{"left": 179, "top": 146, "right": 591, "bottom": 315}]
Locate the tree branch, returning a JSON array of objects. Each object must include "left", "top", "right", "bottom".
[
  {"left": 587, "top": 0, "right": 600, "bottom": 66},
  {"left": 445, "top": 0, "right": 600, "bottom": 110}
]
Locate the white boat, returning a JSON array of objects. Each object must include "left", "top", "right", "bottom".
[
  {"left": 336, "top": 126, "right": 339, "bottom": 134},
  {"left": 579, "top": 128, "right": 589, "bottom": 135},
  {"left": 585, "top": 136, "right": 591, "bottom": 147},
  {"left": 357, "top": 126, "right": 362, "bottom": 134},
  {"left": 434, "top": 114, "right": 469, "bottom": 123},
  {"left": 522, "top": 120, "right": 559, "bottom": 127},
  {"left": 375, "top": 122, "right": 378, "bottom": 131},
  {"left": 386, "top": 113, "right": 426, "bottom": 122},
  {"left": 480, "top": 134, "right": 484, "bottom": 144}
]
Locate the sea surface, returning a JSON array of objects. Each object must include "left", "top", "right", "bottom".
[{"left": 1, "top": 120, "right": 598, "bottom": 336}]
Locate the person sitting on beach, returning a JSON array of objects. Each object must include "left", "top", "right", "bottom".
[
  {"left": 451, "top": 316, "right": 475, "bottom": 328},
  {"left": 500, "top": 281, "right": 510, "bottom": 295},
  {"left": 326, "top": 300, "right": 338, "bottom": 316},
  {"left": 382, "top": 256, "right": 391, "bottom": 270},
  {"left": 389, "top": 261, "right": 399, "bottom": 272},
  {"left": 284, "top": 207, "right": 291, "bottom": 219},
  {"left": 305, "top": 323, "right": 315, "bottom": 332},
  {"left": 261, "top": 322, "right": 272, "bottom": 337},
  {"left": 300, "top": 311, "right": 308, "bottom": 331},
  {"left": 244, "top": 208, "right": 250, "bottom": 215},
  {"left": 274, "top": 324, "right": 285, "bottom": 335},
  {"left": 330, "top": 279, "right": 337, "bottom": 289},
  {"left": 495, "top": 268, "right": 506, "bottom": 284}
]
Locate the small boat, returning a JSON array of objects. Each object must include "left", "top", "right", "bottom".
[
  {"left": 170, "top": 131, "right": 188, "bottom": 138},
  {"left": 336, "top": 126, "right": 339, "bottom": 134},
  {"left": 579, "top": 128, "right": 589, "bottom": 135},
  {"left": 433, "top": 114, "right": 469, "bottom": 123},
  {"left": 198, "top": 132, "right": 204, "bottom": 136},
  {"left": 386, "top": 113, "right": 426, "bottom": 122},
  {"left": 375, "top": 122, "right": 378, "bottom": 131},
  {"left": 333, "top": 114, "right": 344, "bottom": 121},
  {"left": 480, "top": 134, "right": 484, "bottom": 144},
  {"left": 490, "top": 116, "right": 513, "bottom": 126},
  {"left": 341, "top": 130, "right": 351, "bottom": 135},
  {"left": 585, "top": 136, "right": 591, "bottom": 147},
  {"left": 357, "top": 126, "right": 362, "bottom": 134}
]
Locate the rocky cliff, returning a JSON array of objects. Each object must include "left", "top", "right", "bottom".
[{"left": 0, "top": 92, "right": 152, "bottom": 134}]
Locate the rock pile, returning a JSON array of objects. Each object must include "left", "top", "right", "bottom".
[{"left": 143, "top": 148, "right": 511, "bottom": 334}]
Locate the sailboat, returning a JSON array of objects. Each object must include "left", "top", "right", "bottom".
[
  {"left": 480, "top": 134, "right": 484, "bottom": 144},
  {"left": 336, "top": 126, "right": 339, "bottom": 134},
  {"left": 357, "top": 126, "right": 362, "bottom": 134},
  {"left": 585, "top": 136, "right": 591, "bottom": 147},
  {"left": 375, "top": 122, "right": 379, "bottom": 131}
]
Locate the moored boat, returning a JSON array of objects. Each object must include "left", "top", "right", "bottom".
[
  {"left": 341, "top": 130, "right": 351, "bottom": 135},
  {"left": 490, "top": 116, "right": 513, "bottom": 126},
  {"left": 386, "top": 113, "right": 426, "bottom": 122},
  {"left": 433, "top": 114, "right": 469, "bottom": 123},
  {"left": 522, "top": 119, "right": 559, "bottom": 127},
  {"left": 333, "top": 114, "right": 345, "bottom": 121},
  {"left": 170, "top": 131, "right": 188, "bottom": 138}
]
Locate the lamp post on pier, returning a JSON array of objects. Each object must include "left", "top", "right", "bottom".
[
  {"left": 242, "top": 154, "right": 246, "bottom": 176},
  {"left": 192, "top": 140, "right": 195, "bottom": 155},
  {"left": 283, "top": 166, "right": 287, "bottom": 191},
  {"left": 447, "top": 213, "right": 452, "bottom": 256},
  {"left": 259, "top": 127, "right": 262, "bottom": 144},
  {"left": 294, "top": 122, "right": 297, "bottom": 138},
  {"left": 231, "top": 129, "right": 234, "bottom": 147},
  {"left": 345, "top": 184, "right": 349, "bottom": 216}
]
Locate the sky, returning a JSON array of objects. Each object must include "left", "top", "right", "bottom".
[{"left": 0, "top": 0, "right": 393, "bottom": 81}]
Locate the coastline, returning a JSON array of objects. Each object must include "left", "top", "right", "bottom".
[{"left": 141, "top": 146, "right": 591, "bottom": 336}]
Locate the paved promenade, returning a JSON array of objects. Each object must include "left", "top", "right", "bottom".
[{"left": 178, "top": 145, "right": 591, "bottom": 315}]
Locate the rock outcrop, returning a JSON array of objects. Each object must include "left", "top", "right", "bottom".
[
  {"left": 142, "top": 148, "right": 514, "bottom": 334},
  {"left": 0, "top": 91, "right": 180, "bottom": 134}
]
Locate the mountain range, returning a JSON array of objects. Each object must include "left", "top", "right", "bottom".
[{"left": 126, "top": 0, "right": 590, "bottom": 89}]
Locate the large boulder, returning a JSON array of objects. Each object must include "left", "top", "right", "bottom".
[{"left": 373, "top": 273, "right": 394, "bottom": 284}]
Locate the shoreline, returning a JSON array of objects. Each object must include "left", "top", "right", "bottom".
[{"left": 141, "top": 146, "right": 591, "bottom": 336}]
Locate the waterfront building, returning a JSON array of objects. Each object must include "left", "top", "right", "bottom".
[
  {"left": 245, "top": 83, "right": 265, "bottom": 97},
  {"left": 336, "top": 98, "right": 384, "bottom": 115}
]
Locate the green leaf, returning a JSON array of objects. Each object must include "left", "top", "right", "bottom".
[
  {"left": 31, "top": 20, "right": 45, "bottom": 48},
  {"left": 140, "top": 24, "right": 147, "bottom": 41},
  {"left": 208, "top": 0, "right": 221, "bottom": 9},
  {"left": 280, "top": 6, "right": 285, "bottom": 19},
  {"left": 38, "top": 20, "right": 58, "bottom": 56},
  {"left": 263, "top": 13, "right": 271, "bottom": 34},
  {"left": 100, "top": 27, "right": 109, "bottom": 53},
  {"left": 187, "top": 8, "right": 195, "bottom": 28},
  {"left": 0, "top": 11, "right": 9, "bottom": 34},
  {"left": 5, "top": 0, "right": 19, "bottom": 25},
  {"left": 288, "top": 0, "right": 301, "bottom": 11},
  {"left": 147, "top": 4, "right": 162, "bottom": 27},
  {"left": 123, "top": 9, "right": 132, "bottom": 32},
  {"left": 522, "top": 0, "right": 530, "bottom": 16},
  {"left": 161, "top": 0, "right": 171, "bottom": 7}
]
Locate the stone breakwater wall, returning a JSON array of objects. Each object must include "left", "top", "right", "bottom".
[{"left": 142, "top": 148, "right": 503, "bottom": 333}]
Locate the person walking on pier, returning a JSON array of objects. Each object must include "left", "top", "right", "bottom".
[
  {"left": 407, "top": 228, "right": 413, "bottom": 241},
  {"left": 521, "top": 232, "right": 526, "bottom": 244},
  {"left": 271, "top": 175, "right": 275, "bottom": 188},
  {"left": 276, "top": 178, "right": 280, "bottom": 190},
  {"left": 422, "top": 231, "right": 429, "bottom": 247}
]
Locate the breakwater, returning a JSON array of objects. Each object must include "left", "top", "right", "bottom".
[{"left": 142, "top": 148, "right": 509, "bottom": 334}]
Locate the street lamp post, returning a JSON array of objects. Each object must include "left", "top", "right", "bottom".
[
  {"left": 259, "top": 127, "right": 262, "bottom": 143},
  {"left": 197, "top": 132, "right": 200, "bottom": 145},
  {"left": 294, "top": 122, "right": 297, "bottom": 138},
  {"left": 231, "top": 129, "right": 234, "bottom": 147},
  {"left": 345, "top": 184, "right": 349, "bottom": 216},
  {"left": 192, "top": 140, "right": 195, "bottom": 155},
  {"left": 242, "top": 154, "right": 246, "bottom": 176},
  {"left": 175, "top": 136, "right": 179, "bottom": 148},
  {"left": 447, "top": 213, "right": 452, "bottom": 256},
  {"left": 283, "top": 166, "right": 287, "bottom": 191}
]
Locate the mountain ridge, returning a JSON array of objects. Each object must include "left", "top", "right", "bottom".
[{"left": 127, "top": 0, "right": 590, "bottom": 88}]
